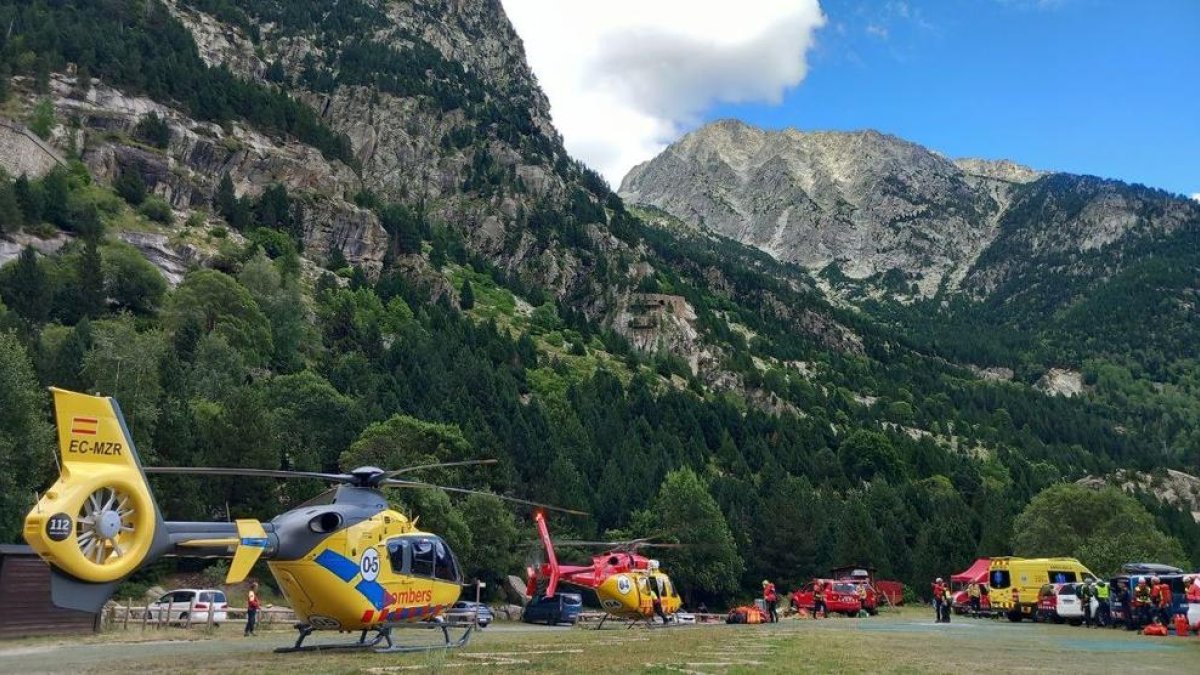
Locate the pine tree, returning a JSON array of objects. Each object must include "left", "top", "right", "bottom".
[
  {"left": 459, "top": 278, "right": 475, "bottom": 310},
  {"left": 215, "top": 173, "right": 237, "bottom": 222},
  {"left": 115, "top": 169, "right": 146, "bottom": 205},
  {"left": 2, "top": 247, "right": 51, "bottom": 323},
  {"left": 0, "top": 179, "right": 21, "bottom": 233},
  {"left": 29, "top": 100, "right": 55, "bottom": 139},
  {"left": 13, "top": 175, "right": 43, "bottom": 225},
  {"left": 0, "top": 65, "right": 10, "bottom": 104},
  {"left": 76, "top": 240, "right": 106, "bottom": 319}
]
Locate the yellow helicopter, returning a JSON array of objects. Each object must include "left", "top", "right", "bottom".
[
  {"left": 23, "top": 388, "right": 583, "bottom": 652},
  {"left": 527, "top": 512, "right": 683, "bottom": 627}
]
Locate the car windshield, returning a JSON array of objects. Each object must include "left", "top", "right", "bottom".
[
  {"left": 833, "top": 583, "right": 855, "bottom": 593},
  {"left": 1058, "top": 585, "right": 1076, "bottom": 596},
  {"left": 1039, "top": 585, "right": 1055, "bottom": 598}
]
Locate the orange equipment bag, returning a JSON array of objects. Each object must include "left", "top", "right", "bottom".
[
  {"left": 1173, "top": 614, "right": 1189, "bottom": 636},
  {"left": 726, "top": 606, "right": 767, "bottom": 624},
  {"left": 1143, "top": 623, "right": 1168, "bottom": 637}
]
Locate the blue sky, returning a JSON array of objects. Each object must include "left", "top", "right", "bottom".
[{"left": 706, "top": 0, "right": 1199, "bottom": 197}]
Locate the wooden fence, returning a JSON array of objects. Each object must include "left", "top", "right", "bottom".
[{"left": 100, "top": 600, "right": 295, "bottom": 631}]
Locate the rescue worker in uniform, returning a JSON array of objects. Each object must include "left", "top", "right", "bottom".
[
  {"left": 813, "top": 581, "right": 827, "bottom": 619},
  {"left": 941, "top": 583, "right": 952, "bottom": 623},
  {"left": 1133, "top": 576, "right": 1153, "bottom": 629},
  {"left": 1094, "top": 579, "right": 1110, "bottom": 627},
  {"left": 1151, "top": 575, "right": 1173, "bottom": 626},
  {"left": 1186, "top": 575, "right": 1200, "bottom": 603},
  {"left": 649, "top": 580, "right": 669, "bottom": 625},
  {"left": 762, "top": 580, "right": 779, "bottom": 623},
  {"left": 967, "top": 581, "right": 981, "bottom": 615},
  {"left": 932, "top": 578, "right": 945, "bottom": 623},
  {"left": 1078, "top": 581, "right": 1093, "bottom": 627}
]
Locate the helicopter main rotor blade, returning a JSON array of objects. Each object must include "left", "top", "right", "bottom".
[
  {"left": 381, "top": 479, "right": 588, "bottom": 516},
  {"left": 384, "top": 459, "right": 499, "bottom": 478},
  {"left": 546, "top": 537, "right": 683, "bottom": 549},
  {"left": 550, "top": 540, "right": 624, "bottom": 547},
  {"left": 144, "top": 467, "right": 355, "bottom": 483}
]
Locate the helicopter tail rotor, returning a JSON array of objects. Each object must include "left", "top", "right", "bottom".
[{"left": 24, "top": 388, "right": 171, "bottom": 609}]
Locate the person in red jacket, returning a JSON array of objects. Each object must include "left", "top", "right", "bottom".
[
  {"left": 932, "top": 578, "right": 946, "bottom": 623},
  {"left": 245, "top": 580, "right": 261, "bottom": 637},
  {"left": 1151, "top": 576, "right": 1173, "bottom": 626},
  {"left": 1186, "top": 575, "right": 1200, "bottom": 603},
  {"left": 762, "top": 580, "right": 779, "bottom": 623}
]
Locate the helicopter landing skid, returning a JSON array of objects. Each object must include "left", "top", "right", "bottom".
[
  {"left": 275, "top": 621, "right": 475, "bottom": 654},
  {"left": 588, "top": 614, "right": 672, "bottom": 630}
]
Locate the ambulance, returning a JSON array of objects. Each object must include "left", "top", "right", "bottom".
[{"left": 986, "top": 556, "right": 1097, "bottom": 622}]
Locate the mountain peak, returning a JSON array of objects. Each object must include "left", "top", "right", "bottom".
[
  {"left": 954, "top": 157, "right": 1044, "bottom": 184},
  {"left": 619, "top": 119, "right": 1196, "bottom": 300}
]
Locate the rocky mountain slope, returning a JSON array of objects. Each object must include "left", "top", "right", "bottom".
[
  {"left": 620, "top": 119, "right": 1199, "bottom": 301},
  {"left": 2, "top": 0, "right": 1199, "bottom": 592}
]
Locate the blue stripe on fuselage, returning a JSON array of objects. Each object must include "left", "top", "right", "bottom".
[
  {"left": 355, "top": 579, "right": 386, "bottom": 610},
  {"left": 314, "top": 549, "right": 358, "bottom": 582}
]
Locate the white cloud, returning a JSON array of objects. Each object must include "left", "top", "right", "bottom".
[
  {"left": 1191, "top": 193, "right": 1200, "bottom": 202},
  {"left": 502, "top": 1, "right": 826, "bottom": 186}
]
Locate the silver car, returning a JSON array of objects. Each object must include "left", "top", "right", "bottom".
[{"left": 144, "top": 589, "right": 229, "bottom": 626}]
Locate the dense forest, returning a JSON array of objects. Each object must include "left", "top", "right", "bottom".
[
  {"left": 3, "top": 161, "right": 1196, "bottom": 604},
  {"left": 0, "top": 0, "right": 1197, "bottom": 607}
]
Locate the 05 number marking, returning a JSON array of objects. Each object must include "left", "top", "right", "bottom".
[{"left": 360, "top": 548, "right": 380, "bottom": 581}]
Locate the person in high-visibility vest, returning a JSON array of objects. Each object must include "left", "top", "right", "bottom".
[
  {"left": 762, "top": 580, "right": 779, "bottom": 623},
  {"left": 1133, "top": 577, "right": 1153, "bottom": 628},
  {"left": 967, "top": 582, "right": 981, "bottom": 615},
  {"left": 1094, "top": 580, "right": 1110, "bottom": 627},
  {"left": 813, "top": 581, "right": 827, "bottom": 619}
]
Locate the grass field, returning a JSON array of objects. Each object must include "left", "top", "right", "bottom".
[{"left": 1, "top": 608, "right": 1197, "bottom": 674}]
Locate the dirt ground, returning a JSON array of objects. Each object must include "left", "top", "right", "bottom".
[{"left": 1, "top": 608, "right": 1197, "bottom": 674}]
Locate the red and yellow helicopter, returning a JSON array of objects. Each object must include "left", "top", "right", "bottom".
[
  {"left": 527, "top": 512, "right": 683, "bottom": 627},
  {"left": 23, "top": 388, "right": 583, "bottom": 652}
]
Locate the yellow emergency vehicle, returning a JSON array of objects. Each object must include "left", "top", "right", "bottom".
[{"left": 987, "top": 556, "right": 1097, "bottom": 621}]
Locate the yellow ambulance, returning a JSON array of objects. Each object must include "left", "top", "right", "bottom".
[{"left": 986, "top": 556, "right": 1097, "bottom": 621}]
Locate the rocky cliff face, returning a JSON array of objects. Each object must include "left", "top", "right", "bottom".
[
  {"left": 620, "top": 120, "right": 1002, "bottom": 297},
  {"left": 0, "top": 0, "right": 867, "bottom": 391},
  {"left": 1079, "top": 470, "right": 1200, "bottom": 523},
  {"left": 619, "top": 119, "right": 1200, "bottom": 300},
  {"left": 2, "top": 0, "right": 614, "bottom": 297},
  {"left": 163, "top": 0, "right": 594, "bottom": 296}
]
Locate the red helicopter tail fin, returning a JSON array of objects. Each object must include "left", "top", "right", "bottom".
[{"left": 534, "top": 510, "right": 561, "bottom": 597}]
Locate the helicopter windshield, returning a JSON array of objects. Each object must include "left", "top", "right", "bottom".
[{"left": 388, "top": 535, "right": 461, "bottom": 584}]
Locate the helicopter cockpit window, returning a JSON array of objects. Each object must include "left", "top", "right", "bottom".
[
  {"left": 410, "top": 538, "right": 436, "bottom": 577},
  {"left": 432, "top": 538, "right": 461, "bottom": 583},
  {"left": 387, "top": 538, "right": 409, "bottom": 573}
]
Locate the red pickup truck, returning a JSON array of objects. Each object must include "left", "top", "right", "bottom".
[{"left": 790, "top": 579, "right": 863, "bottom": 617}]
